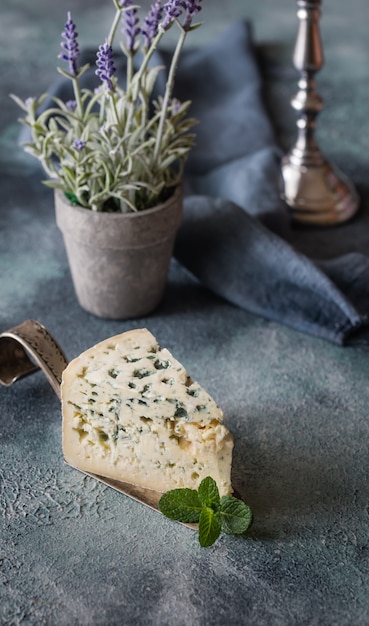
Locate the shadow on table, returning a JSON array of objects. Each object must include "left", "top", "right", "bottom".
[
  {"left": 157, "top": 268, "right": 230, "bottom": 317},
  {"left": 232, "top": 437, "right": 367, "bottom": 540}
]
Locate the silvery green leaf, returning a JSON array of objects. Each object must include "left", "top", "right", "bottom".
[
  {"left": 42, "top": 180, "right": 66, "bottom": 190},
  {"left": 186, "top": 22, "right": 204, "bottom": 32},
  {"left": 9, "top": 94, "right": 29, "bottom": 112},
  {"left": 142, "top": 65, "right": 164, "bottom": 98}
]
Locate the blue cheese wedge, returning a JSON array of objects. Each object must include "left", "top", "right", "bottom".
[{"left": 61, "top": 329, "right": 233, "bottom": 496}]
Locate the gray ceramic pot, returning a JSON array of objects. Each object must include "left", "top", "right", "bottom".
[{"left": 55, "top": 186, "right": 183, "bottom": 319}]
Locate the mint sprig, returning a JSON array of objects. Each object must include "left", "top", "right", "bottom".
[{"left": 158, "top": 476, "right": 253, "bottom": 547}]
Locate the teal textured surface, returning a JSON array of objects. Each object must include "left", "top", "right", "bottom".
[{"left": 2, "top": 1, "right": 369, "bottom": 624}]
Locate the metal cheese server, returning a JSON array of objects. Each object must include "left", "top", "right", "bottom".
[{"left": 0, "top": 319, "right": 197, "bottom": 528}]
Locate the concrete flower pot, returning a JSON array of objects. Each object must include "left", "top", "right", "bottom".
[{"left": 55, "top": 186, "right": 183, "bottom": 319}]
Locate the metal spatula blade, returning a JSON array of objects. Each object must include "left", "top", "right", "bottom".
[{"left": 70, "top": 465, "right": 198, "bottom": 529}]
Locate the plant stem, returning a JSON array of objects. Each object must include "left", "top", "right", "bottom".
[
  {"left": 153, "top": 25, "right": 187, "bottom": 164},
  {"left": 72, "top": 76, "right": 84, "bottom": 119},
  {"left": 124, "top": 29, "right": 165, "bottom": 138},
  {"left": 127, "top": 52, "right": 133, "bottom": 87},
  {"left": 112, "top": 93, "right": 121, "bottom": 129},
  {"left": 124, "top": 50, "right": 136, "bottom": 141},
  {"left": 107, "top": 7, "right": 123, "bottom": 46}
]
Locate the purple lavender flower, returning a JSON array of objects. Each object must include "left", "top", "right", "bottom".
[
  {"left": 73, "top": 139, "right": 86, "bottom": 151},
  {"left": 59, "top": 12, "right": 80, "bottom": 77},
  {"left": 182, "top": 0, "right": 203, "bottom": 30},
  {"left": 162, "top": 0, "right": 183, "bottom": 29},
  {"left": 96, "top": 41, "right": 116, "bottom": 92},
  {"left": 66, "top": 100, "right": 77, "bottom": 112},
  {"left": 121, "top": 0, "right": 141, "bottom": 53},
  {"left": 142, "top": 1, "right": 163, "bottom": 49},
  {"left": 170, "top": 98, "right": 182, "bottom": 115},
  {"left": 99, "top": 123, "right": 112, "bottom": 136}
]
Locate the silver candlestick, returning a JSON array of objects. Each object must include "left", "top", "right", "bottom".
[{"left": 281, "top": 0, "right": 359, "bottom": 225}]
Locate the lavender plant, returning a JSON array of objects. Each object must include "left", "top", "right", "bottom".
[{"left": 11, "top": 0, "right": 203, "bottom": 212}]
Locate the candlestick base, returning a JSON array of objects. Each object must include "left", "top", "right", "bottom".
[{"left": 281, "top": 156, "right": 359, "bottom": 225}]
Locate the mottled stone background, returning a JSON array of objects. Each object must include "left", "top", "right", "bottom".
[{"left": 1, "top": 1, "right": 369, "bottom": 624}]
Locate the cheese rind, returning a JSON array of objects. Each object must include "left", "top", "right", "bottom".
[{"left": 61, "top": 329, "right": 233, "bottom": 496}]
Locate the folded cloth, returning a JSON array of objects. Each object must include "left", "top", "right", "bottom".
[
  {"left": 173, "top": 21, "right": 369, "bottom": 346},
  {"left": 27, "top": 21, "right": 369, "bottom": 346}
]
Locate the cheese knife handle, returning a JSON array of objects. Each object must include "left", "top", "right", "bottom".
[{"left": 0, "top": 319, "right": 68, "bottom": 399}]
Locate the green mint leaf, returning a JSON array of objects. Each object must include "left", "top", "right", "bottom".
[
  {"left": 159, "top": 488, "right": 202, "bottom": 523},
  {"left": 159, "top": 478, "right": 254, "bottom": 548},
  {"left": 219, "top": 496, "right": 253, "bottom": 535},
  {"left": 198, "top": 506, "right": 222, "bottom": 547},
  {"left": 198, "top": 476, "right": 220, "bottom": 509}
]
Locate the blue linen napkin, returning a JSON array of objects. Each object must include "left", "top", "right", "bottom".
[
  {"left": 27, "top": 21, "right": 369, "bottom": 345},
  {"left": 173, "top": 21, "right": 369, "bottom": 346}
]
